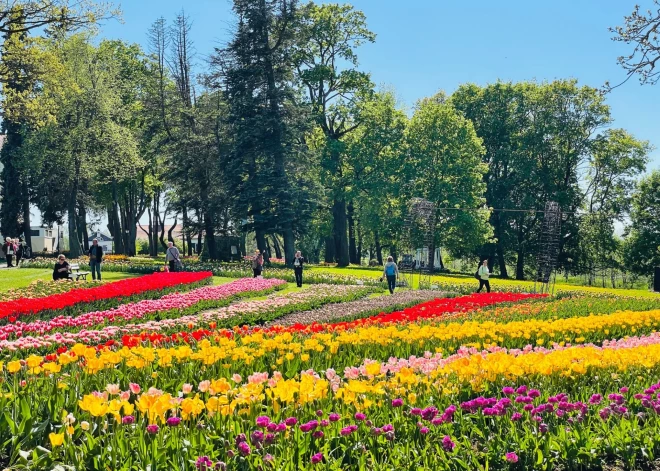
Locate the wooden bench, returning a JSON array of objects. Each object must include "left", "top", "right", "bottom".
[{"left": 68, "top": 263, "right": 91, "bottom": 281}]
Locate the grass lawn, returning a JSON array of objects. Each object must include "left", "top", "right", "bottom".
[
  {"left": 310, "top": 266, "right": 659, "bottom": 298},
  {"left": 0, "top": 268, "right": 139, "bottom": 294}
]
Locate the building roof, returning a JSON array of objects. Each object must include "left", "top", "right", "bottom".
[
  {"left": 92, "top": 232, "right": 113, "bottom": 242},
  {"left": 136, "top": 224, "right": 201, "bottom": 241}
]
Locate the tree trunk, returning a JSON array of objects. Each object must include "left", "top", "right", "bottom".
[
  {"left": 204, "top": 210, "right": 217, "bottom": 260},
  {"left": 197, "top": 230, "right": 203, "bottom": 255},
  {"left": 272, "top": 234, "right": 283, "bottom": 260},
  {"left": 515, "top": 248, "right": 525, "bottom": 280},
  {"left": 333, "top": 198, "right": 350, "bottom": 266},
  {"left": 493, "top": 213, "right": 508, "bottom": 278},
  {"left": 78, "top": 201, "right": 89, "bottom": 250},
  {"left": 67, "top": 196, "right": 81, "bottom": 258},
  {"left": 168, "top": 215, "right": 178, "bottom": 243},
  {"left": 515, "top": 222, "right": 525, "bottom": 280},
  {"left": 356, "top": 218, "right": 363, "bottom": 265},
  {"left": 347, "top": 201, "right": 357, "bottom": 264},
  {"left": 111, "top": 179, "right": 125, "bottom": 255},
  {"left": 375, "top": 231, "right": 383, "bottom": 266},
  {"left": 324, "top": 236, "right": 335, "bottom": 263}
]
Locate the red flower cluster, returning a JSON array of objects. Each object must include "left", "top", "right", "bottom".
[
  {"left": 265, "top": 292, "right": 545, "bottom": 334},
  {"left": 117, "top": 292, "right": 544, "bottom": 348},
  {"left": 0, "top": 271, "right": 212, "bottom": 322}
]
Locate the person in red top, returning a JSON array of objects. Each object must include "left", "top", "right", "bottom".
[{"left": 2, "top": 237, "right": 15, "bottom": 268}]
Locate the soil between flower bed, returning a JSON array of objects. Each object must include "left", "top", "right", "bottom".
[{"left": 266, "top": 290, "right": 445, "bottom": 326}]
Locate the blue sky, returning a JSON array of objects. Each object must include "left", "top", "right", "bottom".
[{"left": 101, "top": 0, "right": 660, "bottom": 169}]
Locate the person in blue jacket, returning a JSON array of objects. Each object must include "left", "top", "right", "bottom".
[{"left": 381, "top": 256, "right": 399, "bottom": 295}]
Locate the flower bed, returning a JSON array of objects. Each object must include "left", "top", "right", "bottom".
[
  {"left": 264, "top": 290, "right": 447, "bottom": 327},
  {"left": 0, "top": 283, "right": 376, "bottom": 352},
  {"left": 0, "top": 279, "right": 105, "bottom": 301},
  {"left": 3, "top": 284, "right": 660, "bottom": 469},
  {"left": 0, "top": 271, "right": 213, "bottom": 323}
]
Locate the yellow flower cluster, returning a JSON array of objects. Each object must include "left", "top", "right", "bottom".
[{"left": 68, "top": 341, "right": 660, "bottom": 425}]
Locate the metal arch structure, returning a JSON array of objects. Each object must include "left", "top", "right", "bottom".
[
  {"left": 534, "top": 201, "right": 562, "bottom": 295},
  {"left": 400, "top": 198, "right": 437, "bottom": 290}
]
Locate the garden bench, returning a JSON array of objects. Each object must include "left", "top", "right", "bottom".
[{"left": 68, "top": 263, "right": 91, "bottom": 281}]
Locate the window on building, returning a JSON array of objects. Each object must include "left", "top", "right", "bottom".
[{"left": 30, "top": 229, "right": 39, "bottom": 237}]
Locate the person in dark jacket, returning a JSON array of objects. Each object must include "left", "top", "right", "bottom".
[
  {"left": 53, "top": 254, "right": 71, "bottom": 281},
  {"left": 293, "top": 251, "right": 305, "bottom": 287},
  {"left": 2, "top": 237, "right": 15, "bottom": 268},
  {"left": 88, "top": 238, "right": 104, "bottom": 280}
]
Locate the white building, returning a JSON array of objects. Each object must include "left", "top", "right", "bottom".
[
  {"left": 89, "top": 232, "right": 113, "bottom": 254},
  {"left": 29, "top": 226, "right": 56, "bottom": 253}
]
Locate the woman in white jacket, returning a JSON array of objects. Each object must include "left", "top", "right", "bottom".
[{"left": 476, "top": 259, "right": 491, "bottom": 293}]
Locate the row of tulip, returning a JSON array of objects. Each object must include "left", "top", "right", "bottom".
[
  {"left": 5, "top": 327, "right": 660, "bottom": 469},
  {"left": 0, "top": 271, "right": 213, "bottom": 323},
  {"left": 0, "top": 279, "right": 105, "bottom": 302},
  {"left": 0, "top": 283, "right": 377, "bottom": 353}
]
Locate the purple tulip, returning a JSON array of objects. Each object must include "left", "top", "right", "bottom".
[
  {"left": 511, "top": 412, "right": 523, "bottom": 421},
  {"left": 250, "top": 430, "right": 264, "bottom": 445},
  {"left": 196, "top": 456, "right": 213, "bottom": 470},
  {"left": 505, "top": 452, "right": 519, "bottom": 463},
  {"left": 312, "top": 430, "right": 324, "bottom": 439},
  {"left": 391, "top": 398, "right": 404, "bottom": 407},
  {"left": 166, "top": 417, "right": 181, "bottom": 427},
  {"left": 316, "top": 410, "right": 323, "bottom": 417},
  {"left": 354, "top": 412, "right": 367, "bottom": 421},
  {"left": 311, "top": 452, "right": 324, "bottom": 465},
  {"left": 502, "top": 386, "right": 515, "bottom": 395},
  {"left": 265, "top": 433, "right": 276, "bottom": 445},
  {"left": 589, "top": 394, "right": 602, "bottom": 405},
  {"left": 122, "top": 415, "right": 135, "bottom": 425},
  {"left": 237, "top": 441, "right": 251, "bottom": 457},
  {"left": 146, "top": 424, "right": 159, "bottom": 434},
  {"left": 442, "top": 435, "right": 455, "bottom": 452},
  {"left": 329, "top": 413, "right": 341, "bottom": 422},
  {"left": 256, "top": 416, "right": 271, "bottom": 428},
  {"left": 285, "top": 417, "right": 298, "bottom": 427},
  {"left": 420, "top": 427, "right": 430, "bottom": 435}
]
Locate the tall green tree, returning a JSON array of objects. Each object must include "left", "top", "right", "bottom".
[
  {"left": 345, "top": 90, "right": 407, "bottom": 264},
  {"left": 0, "top": 0, "right": 115, "bottom": 242},
  {"left": 406, "top": 96, "right": 491, "bottom": 270},
  {"left": 624, "top": 170, "right": 660, "bottom": 275},
  {"left": 293, "top": 2, "right": 375, "bottom": 266},
  {"left": 215, "top": 0, "right": 313, "bottom": 265}
]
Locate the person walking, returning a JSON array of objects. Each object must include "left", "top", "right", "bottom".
[
  {"left": 293, "top": 250, "right": 305, "bottom": 287},
  {"left": 53, "top": 254, "right": 70, "bottom": 281},
  {"left": 165, "top": 242, "right": 181, "bottom": 273},
  {"left": 476, "top": 259, "right": 491, "bottom": 293},
  {"left": 14, "top": 238, "right": 23, "bottom": 266},
  {"left": 252, "top": 250, "right": 264, "bottom": 278},
  {"left": 88, "top": 238, "right": 104, "bottom": 280},
  {"left": 382, "top": 256, "right": 399, "bottom": 295},
  {"left": 2, "top": 237, "right": 15, "bottom": 268}
]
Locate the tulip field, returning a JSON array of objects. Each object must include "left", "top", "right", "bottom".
[{"left": 0, "top": 271, "right": 660, "bottom": 470}]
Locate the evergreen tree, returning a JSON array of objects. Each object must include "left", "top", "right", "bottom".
[{"left": 214, "top": 0, "right": 313, "bottom": 265}]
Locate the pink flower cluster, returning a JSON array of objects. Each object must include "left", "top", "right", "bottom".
[{"left": 0, "top": 278, "right": 285, "bottom": 351}]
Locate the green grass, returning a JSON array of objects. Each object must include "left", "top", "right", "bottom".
[
  {"left": 310, "top": 266, "right": 659, "bottom": 298},
  {"left": 0, "top": 268, "right": 139, "bottom": 294}
]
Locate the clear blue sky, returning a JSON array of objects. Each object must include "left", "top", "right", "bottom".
[{"left": 101, "top": 0, "right": 660, "bottom": 169}]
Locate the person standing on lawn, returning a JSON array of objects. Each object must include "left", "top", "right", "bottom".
[
  {"left": 165, "top": 242, "right": 181, "bottom": 273},
  {"left": 2, "top": 237, "right": 15, "bottom": 267},
  {"left": 14, "top": 238, "right": 23, "bottom": 266},
  {"left": 476, "top": 259, "right": 491, "bottom": 293},
  {"left": 382, "top": 256, "right": 399, "bottom": 295},
  {"left": 53, "top": 254, "right": 70, "bottom": 280},
  {"left": 252, "top": 249, "right": 264, "bottom": 278},
  {"left": 293, "top": 250, "right": 305, "bottom": 287},
  {"left": 88, "top": 238, "right": 104, "bottom": 280}
]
